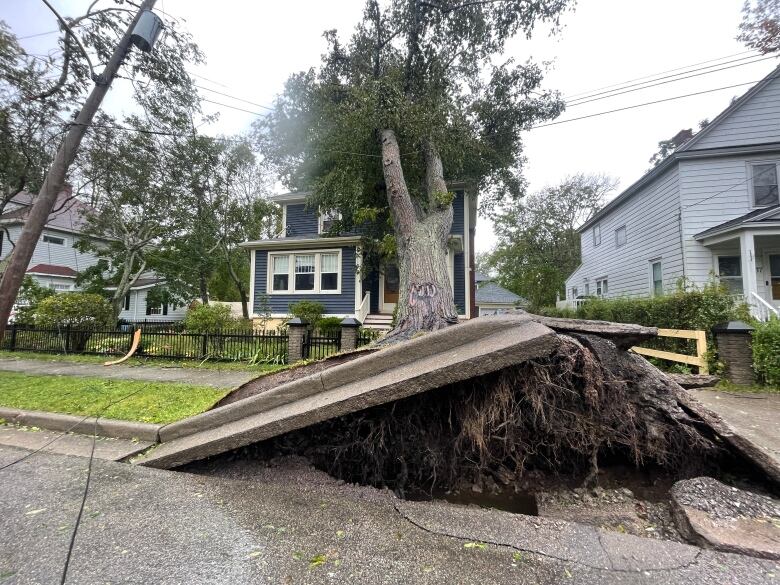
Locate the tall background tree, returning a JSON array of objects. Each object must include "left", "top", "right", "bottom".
[
  {"left": 739, "top": 0, "right": 780, "bottom": 53},
  {"left": 257, "top": 0, "right": 572, "bottom": 341},
  {"left": 483, "top": 174, "right": 616, "bottom": 309}
]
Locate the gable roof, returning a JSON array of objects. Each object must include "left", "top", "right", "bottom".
[
  {"left": 26, "top": 264, "right": 78, "bottom": 278},
  {"left": 1, "top": 190, "right": 95, "bottom": 234},
  {"left": 476, "top": 282, "right": 525, "bottom": 306},
  {"left": 579, "top": 65, "right": 780, "bottom": 233},
  {"left": 694, "top": 204, "right": 780, "bottom": 240},
  {"left": 677, "top": 64, "right": 780, "bottom": 153}
]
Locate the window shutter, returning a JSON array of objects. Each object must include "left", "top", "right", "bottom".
[
  {"left": 163, "top": 303, "right": 168, "bottom": 316},
  {"left": 145, "top": 302, "right": 151, "bottom": 316}
]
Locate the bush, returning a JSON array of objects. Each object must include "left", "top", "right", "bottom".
[
  {"left": 317, "top": 316, "right": 343, "bottom": 335},
  {"left": 34, "top": 293, "right": 113, "bottom": 328},
  {"left": 183, "top": 303, "right": 237, "bottom": 333},
  {"left": 753, "top": 318, "right": 780, "bottom": 386},
  {"left": 288, "top": 300, "right": 325, "bottom": 328},
  {"left": 540, "top": 283, "right": 750, "bottom": 332},
  {"left": 14, "top": 277, "right": 54, "bottom": 325}
]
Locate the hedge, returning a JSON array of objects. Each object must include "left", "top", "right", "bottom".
[{"left": 753, "top": 318, "right": 780, "bottom": 386}]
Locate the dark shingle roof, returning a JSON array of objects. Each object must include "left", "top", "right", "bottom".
[
  {"left": 27, "top": 264, "right": 78, "bottom": 277},
  {"left": 476, "top": 282, "right": 525, "bottom": 305},
  {"left": 695, "top": 204, "right": 780, "bottom": 239},
  {"left": 2, "top": 191, "right": 94, "bottom": 233}
]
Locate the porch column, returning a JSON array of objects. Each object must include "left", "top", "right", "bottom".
[{"left": 739, "top": 231, "right": 758, "bottom": 305}]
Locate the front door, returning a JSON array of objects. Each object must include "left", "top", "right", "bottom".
[
  {"left": 770, "top": 254, "right": 780, "bottom": 302},
  {"left": 381, "top": 264, "right": 400, "bottom": 313}
]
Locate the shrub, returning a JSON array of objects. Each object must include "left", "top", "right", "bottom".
[
  {"left": 14, "top": 277, "right": 55, "bottom": 325},
  {"left": 317, "top": 316, "right": 343, "bottom": 335},
  {"left": 34, "top": 293, "right": 113, "bottom": 328},
  {"left": 33, "top": 292, "right": 114, "bottom": 352},
  {"left": 183, "top": 303, "right": 237, "bottom": 333},
  {"left": 288, "top": 300, "right": 325, "bottom": 328},
  {"left": 753, "top": 318, "right": 780, "bottom": 386}
]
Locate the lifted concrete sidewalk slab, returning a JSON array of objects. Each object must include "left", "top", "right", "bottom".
[
  {"left": 0, "top": 425, "right": 152, "bottom": 461},
  {"left": 139, "top": 314, "right": 559, "bottom": 469}
]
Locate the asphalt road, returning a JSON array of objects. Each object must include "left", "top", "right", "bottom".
[{"left": 0, "top": 446, "right": 777, "bottom": 585}]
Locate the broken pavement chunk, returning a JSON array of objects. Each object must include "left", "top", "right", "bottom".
[{"left": 670, "top": 477, "right": 780, "bottom": 560}]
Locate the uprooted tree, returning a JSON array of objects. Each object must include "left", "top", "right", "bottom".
[{"left": 257, "top": 0, "right": 571, "bottom": 342}]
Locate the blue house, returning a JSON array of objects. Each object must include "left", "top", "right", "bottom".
[{"left": 242, "top": 188, "right": 478, "bottom": 329}]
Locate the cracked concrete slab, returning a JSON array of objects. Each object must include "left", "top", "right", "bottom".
[
  {"left": 139, "top": 314, "right": 559, "bottom": 469},
  {"left": 0, "top": 425, "right": 151, "bottom": 461},
  {"left": 2, "top": 448, "right": 778, "bottom": 585}
]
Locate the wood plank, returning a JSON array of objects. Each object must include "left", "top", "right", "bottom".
[
  {"left": 631, "top": 346, "right": 706, "bottom": 369},
  {"left": 657, "top": 328, "right": 700, "bottom": 339}
]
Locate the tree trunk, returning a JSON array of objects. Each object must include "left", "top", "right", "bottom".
[
  {"left": 379, "top": 129, "right": 458, "bottom": 343},
  {"left": 223, "top": 245, "right": 250, "bottom": 320}
]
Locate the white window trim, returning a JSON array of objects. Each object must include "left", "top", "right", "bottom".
[
  {"left": 42, "top": 232, "right": 67, "bottom": 246},
  {"left": 615, "top": 225, "right": 627, "bottom": 248},
  {"left": 318, "top": 209, "right": 342, "bottom": 234},
  {"left": 649, "top": 258, "right": 663, "bottom": 296},
  {"left": 747, "top": 159, "right": 780, "bottom": 208},
  {"left": 595, "top": 277, "right": 608, "bottom": 298},
  {"left": 266, "top": 248, "right": 343, "bottom": 295},
  {"left": 593, "top": 224, "right": 601, "bottom": 247},
  {"left": 715, "top": 254, "right": 744, "bottom": 294}
]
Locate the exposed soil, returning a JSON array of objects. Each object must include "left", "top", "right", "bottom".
[{"left": 213, "top": 348, "right": 378, "bottom": 407}]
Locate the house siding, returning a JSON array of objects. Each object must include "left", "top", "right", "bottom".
[
  {"left": 0, "top": 225, "right": 99, "bottom": 272},
  {"left": 284, "top": 203, "right": 319, "bottom": 237},
  {"left": 688, "top": 74, "right": 780, "bottom": 150},
  {"left": 566, "top": 166, "right": 684, "bottom": 298},
  {"left": 117, "top": 289, "right": 188, "bottom": 322},
  {"left": 453, "top": 252, "right": 466, "bottom": 313},
  {"left": 451, "top": 190, "right": 465, "bottom": 235},
  {"left": 253, "top": 247, "right": 357, "bottom": 316}
]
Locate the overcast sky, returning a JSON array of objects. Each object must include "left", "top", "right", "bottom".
[{"left": 4, "top": 0, "right": 779, "bottom": 253}]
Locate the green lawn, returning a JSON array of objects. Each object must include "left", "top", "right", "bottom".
[
  {"left": 0, "top": 372, "right": 229, "bottom": 424},
  {"left": 0, "top": 350, "right": 286, "bottom": 373}
]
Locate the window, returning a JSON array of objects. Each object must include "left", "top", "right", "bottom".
[
  {"left": 651, "top": 261, "right": 663, "bottom": 296},
  {"left": 593, "top": 224, "right": 601, "bottom": 247},
  {"left": 320, "top": 252, "right": 339, "bottom": 291},
  {"left": 584, "top": 283, "right": 590, "bottom": 296},
  {"left": 124, "top": 294, "right": 131, "bottom": 311},
  {"left": 48, "top": 283, "right": 71, "bottom": 291},
  {"left": 272, "top": 255, "right": 289, "bottom": 291},
  {"left": 752, "top": 163, "right": 779, "bottom": 206},
  {"left": 717, "top": 256, "right": 743, "bottom": 294},
  {"left": 268, "top": 250, "right": 342, "bottom": 294},
  {"left": 615, "top": 226, "right": 627, "bottom": 247},
  {"left": 294, "top": 254, "right": 316, "bottom": 291},
  {"left": 319, "top": 210, "right": 341, "bottom": 234},
  {"left": 42, "top": 234, "right": 65, "bottom": 245},
  {"left": 770, "top": 254, "right": 780, "bottom": 300},
  {"left": 596, "top": 278, "right": 608, "bottom": 297},
  {"left": 571, "top": 287, "right": 578, "bottom": 299},
  {"left": 146, "top": 303, "right": 168, "bottom": 316}
]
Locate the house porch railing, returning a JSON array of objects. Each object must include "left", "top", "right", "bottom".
[
  {"left": 357, "top": 291, "right": 371, "bottom": 323},
  {"left": 749, "top": 291, "right": 780, "bottom": 322}
]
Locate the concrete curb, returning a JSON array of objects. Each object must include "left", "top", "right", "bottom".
[{"left": 0, "top": 407, "right": 161, "bottom": 442}]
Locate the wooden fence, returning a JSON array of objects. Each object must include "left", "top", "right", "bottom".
[{"left": 631, "top": 328, "right": 709, "bottom": 374}]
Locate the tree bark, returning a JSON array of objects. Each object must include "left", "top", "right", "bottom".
[
  {"left": 223, "top": 245, "right": 249, "bottom": 319},
  {"left": 379, "top": 129, "right": 458, "bottom": 343}
]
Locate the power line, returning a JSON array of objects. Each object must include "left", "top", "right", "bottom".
[
  {"left": 17, "top": 29, "right": 61, "bottom": 40},
  {"left": 194, "top": 85, "right": 274, "bottom": 111},
  {"left": 532, "top": 79, "right": 763, "bottom": 129},
  {"left": 683, "top": 164, "right": 776, "bottom": 210},
  {"left": 567, "top": 55, "right": 778, "bottom": 108},
  {"left": 201, "top": 97, "right": 272, "bottom": 117},
  {"left": 565, "top": 50, "right": 759, "bottom": 100}
]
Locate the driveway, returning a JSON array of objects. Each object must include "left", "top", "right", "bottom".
[
  {"left": 0, "top": 446, "right": 776, "bottom": 584},
  {"left": 0, "top": 357, "right": 256, "bottom": 389}
]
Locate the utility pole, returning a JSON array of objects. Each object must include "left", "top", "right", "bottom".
[{"left": 0, "top": 0, "right": 158, "bottom": 339}]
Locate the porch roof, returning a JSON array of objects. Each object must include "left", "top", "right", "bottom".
[{"left": 694, "top": 204, "right": 780, "bottom": 241}]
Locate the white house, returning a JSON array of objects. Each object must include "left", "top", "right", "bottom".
[
  {"left": 0, "top": 189, "right": 100, "bottom": 291},
  {"left": 562, "top": 65, "right": 780, "bottom": 321},
  {"left": 113, "top": 275, "right": 189, "bottom": 323}
]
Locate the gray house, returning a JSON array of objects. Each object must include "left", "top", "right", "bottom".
[
  {"left": 562, "top": 66, "right": 780, "bottom": 321},
  {"left": 242, "top": 188, "right": 478, "bottom": 329},
  {"left": 0, "top": 189, "right": 100, "bottom": 291}
]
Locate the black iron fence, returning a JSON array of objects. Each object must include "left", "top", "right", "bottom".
[
  {"left": 303, "top": 330, "right": 341, "bottom": 360},
  {"left": 357, "top": 329, "right": 380, "bottom": 347},
  {"left": 3, "top": 324, "right": 288, "bottom": 363}
]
